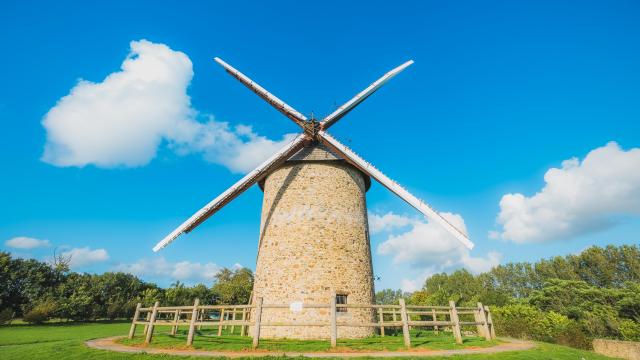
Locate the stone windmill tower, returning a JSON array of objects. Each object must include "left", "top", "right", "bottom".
[{"left": 153, "top": 58, "right": 474, "bottom": 339}]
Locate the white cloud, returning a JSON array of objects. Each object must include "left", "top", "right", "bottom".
[
  {"left": 369, "top": 212, "right": 415, "bottom": 234},
  {"left": 62, "top": 247, "right": 109, "bottom": 268},
  {"left": 5, "top": 236, "right": 51, "bottom": 249},
  {"left": 183, "top": 120, "right": 298, "bottom": 173},
  {"left": 114, "top": 257, "right": 221, "bottom": 284},
  {"left": 493, "top": 142, "right": 640, "bottom": 243},
  {"left": 400, "top": 278, "right": 419, "bottom": 292},
  {"left": 376, "top": 212, "right": 501, "bottom": 275},
  {"left": 41, "top": 39, "right": 297, "bottom": 173}
]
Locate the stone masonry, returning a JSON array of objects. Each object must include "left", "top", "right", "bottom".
[{"left": 251, "top": 145, "right": 375, "bottom": 339}]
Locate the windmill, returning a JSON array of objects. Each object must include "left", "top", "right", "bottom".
[{"left": 153, "top": 58, "right": 474, "bottom": 339}]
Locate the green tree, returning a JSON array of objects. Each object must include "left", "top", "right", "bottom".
[
  {"left": 375, "top": 289, "right": 405, "bottom": 304},
  {"left": 211, "top": 267, "right": 253, "bottom": 304}
]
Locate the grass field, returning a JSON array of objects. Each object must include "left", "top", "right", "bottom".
[
  {"left": 120, "top": 326, "right": 500, "bottom": 351},
  {"left": 0, "top": 321, "right": 617, "bottom": 359}
]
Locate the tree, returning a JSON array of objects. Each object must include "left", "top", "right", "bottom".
[
  {"left": 375, "top": 289, "right": 405, "bottom": 304},
  {"left": 211, "top": 267, "right": 253, "bottom": 304}
]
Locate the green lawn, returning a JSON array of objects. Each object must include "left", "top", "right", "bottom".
[
  {"left": 120, "top": 326, "right": 500, "bottom": 351},
  {"left": 0, "top": 321, "right": 617, "bottom": 359}
]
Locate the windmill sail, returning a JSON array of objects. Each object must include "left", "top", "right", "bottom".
[
  {"left": 153, "top": 134, "right": 308, "bottom": 252},
  {"left": 319, "top": 130, "right": 474, "bottom": 250},
  {"left": 214, "top": 57, "right": 307, "bottom": 128},
  {"left": 320, "top": 60, "right": 414, "bottom": 130}
]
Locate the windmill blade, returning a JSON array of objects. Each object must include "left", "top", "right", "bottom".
[
  {"left": 320, "top": 60, "right": 414, "bottom": 130},
  {"left": 153, "top": 133, "right": 308, "bottom": 252},
  {"left": 214, "top": 57, "right": 307, "bottom": 128},
  {"left": 318, "top": 131, "right": 474, "bottom": 250}
]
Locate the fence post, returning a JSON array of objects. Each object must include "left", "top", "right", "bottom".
[
  {"left": 252, "top": 297, "right": 263, "bottom": 349},
  {"left": 484, "top": 305, "right": 496, "bottom": 339},
  {"left": 231, "top": 307, "right": 237, "bottom": 335},
  {"left": 186, "top": 298, "right": 200, "bottom": 346},
  {"left": 448, "top": 300, "right": 463, "bottom": 344},
  {"left": 241, "top": 308, "right": 247, "bottom": 336},
  {"left": 431, "top": 308, "right": 439, "bottom": 334},
  {"left": 218, "top": 308, "right": 225, "bottom": 336},
  {"left": 399, "top": 299, "right": 411, "bottom": 348},
  {"left": 197, "top": 307, "right": 204, "bottom": 331},
  {"left": 473, "top": 302, "right": 485, "bottom": 338},
  {"left": 144, "top": 301, "right": 159, "bottom": 344},
  {"left": 330, "top": 293, "right": 337, "bottom": 348},
  {"left": 378, "top": 308, "right": 385, "bottom": 337},
  {"left": 170, "top": 309, "right": 180, "bottom": 335},
  {"left": 143, "top": 310, "right": 151, "bottom": 336},
  {"left": 477, "top": 302, "right": 491, "bottom": 340},
  {"left": 128, "top": 303, "right": 142, "bottom": 339}
]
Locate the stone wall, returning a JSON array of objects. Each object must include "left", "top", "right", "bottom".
[
  {"left": 251, "top": 160, "right": 375, "bottom": 339},
  {"left": 593, "top": 339, "right": 640, "bottom": 360}
]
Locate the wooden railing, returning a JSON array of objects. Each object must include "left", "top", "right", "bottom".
[{"left": 129, "top": 297, "right": 495, "bottom": 349}]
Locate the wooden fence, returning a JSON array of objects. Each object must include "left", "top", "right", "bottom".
[{"left": 129, "top": 297, "right": 495, "bottom": 349}]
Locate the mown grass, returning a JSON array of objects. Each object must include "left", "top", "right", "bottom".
[
  {"left": 120, "top": 326, "right": 500, "bottom": 351},
  {"left": 0, "top": 321, "right": 617, "bottom": 359}
]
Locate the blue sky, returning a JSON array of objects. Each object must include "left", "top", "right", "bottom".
[{"left": 1, "top": 0, "right": 639, "bottom": 290}]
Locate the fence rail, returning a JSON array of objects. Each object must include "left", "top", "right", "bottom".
[{"left": 128, "top": 297, "right": 495, "bottom": 349}]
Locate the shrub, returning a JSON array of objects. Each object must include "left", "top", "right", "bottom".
[
  {"left": 556, "top": 321, "right": 592, "bottom": 349},
  {"left": 493, "top": 304, "right": 592, "bottom": 348},
  {"left": 23, "top": 300, "right": 57, "bottom": 324},
  {"left": 106, "top": 302, "right": 123, "bottom": 320},
  {"left": 0, "top": 308, "right": 14, "bottom": 325},
  {"left": 492, "top": 304, "right": 544, "bottom": 339},
  {"left": 540, "top": 311, "right": 571, "bottom": 341},
  {"left": 619, "top": 320, "right": 640, "bottom": 341}
]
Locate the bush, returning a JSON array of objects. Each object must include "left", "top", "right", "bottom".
[
  {"left": 0, "top": 308, "right": 14, "bottom": 325},
  {"left": 23, "top": 300, "right": 56, "bottom": 324},
  {"left": 492, "top": 304, "right": 544, "bottom": 339},
  {"left": 493, "top": 304, "right": 592, "bottom": 349},
  {"left": 619, "top": 320, "right": 640, "bottom": 341},
  {"left": 106, "top": 302, "right": 124, "bottom": 320},
  {"left": 540, "top": 311, "right": 571, "bottom": 341},
  {"left": 556, "top": 321, "right": 592, "bottom": 349}
]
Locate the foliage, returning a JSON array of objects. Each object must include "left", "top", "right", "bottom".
[
  {"left": 211, "top": 267, "right": 253, "bottom": 304},
  {"left": 375, "top": 288, "right": 405, "bottom": 304},
  {"left": 23, "top": 299, "right": 57, "bottom": 324},
  {"left": 395, "top": 245, "right": 640, "bottom": 349},
  {"left": 0, "top": 252, "right": 65, "bottom": 315},
  {"left": 619, "top": 319, "right": 640, "bottom": 341},
  {"left": 0, "top": 307, "right": 14, "bottom": 325},
  {"left": 0, "top": 252, "right": 254, "bottom": 322},
  {"left": 492, "top": 304, "right": 544, "bottom": 339}
]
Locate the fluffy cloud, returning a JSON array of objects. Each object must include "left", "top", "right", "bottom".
[
  {"left": 182, "top": 120, "right": 298, "bottom": 173},
  {"left": 5, "top": 236, "right": 51, "bottom": 249},
  {"left": 114, "top": 257, "right": 221, "bottom": 284},
  {"left": 42, "top": 39, "right": 297, "bottom": 173},
  {"left": 493, "top": 142, "right": 640, "bottom": 243},
  {"left": 400, "top": 278, "right": 419, "bottom": 292},
  {"left": 62, "top": 247, "right": 110, "bottom": 268},
  {"left": 369, "top": 212, "right": 415, "bottom": 234},
  {"left": 376, "top": 212, "right": 501, "bottom": 275}
]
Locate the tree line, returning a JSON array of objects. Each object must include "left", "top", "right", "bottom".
[
  {"left": 375, "top": 244, "right": 640, "bottom": 348},
  {"left": 0, "top": 251, "right": 253, "bottom": 324}
]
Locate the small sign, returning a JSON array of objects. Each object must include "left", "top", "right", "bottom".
[{"left": 289, "top": 301, "right": 303, "bottom": 313}]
